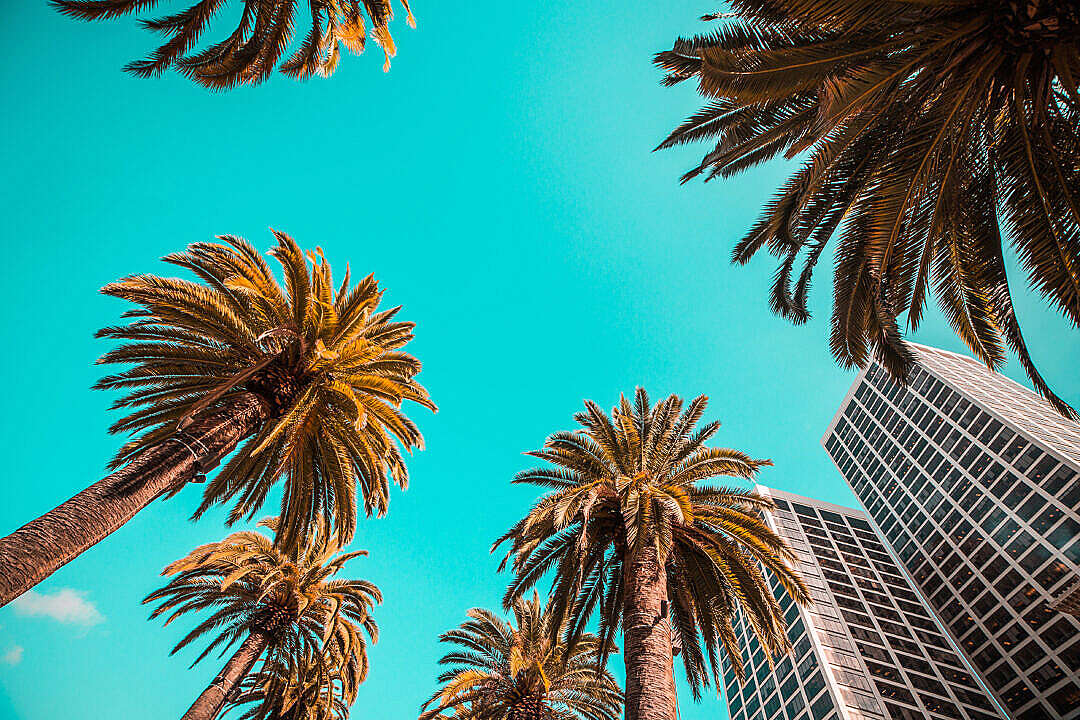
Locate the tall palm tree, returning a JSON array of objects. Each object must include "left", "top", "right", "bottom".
[
  {"left": 419, "top": 592, "right": 623, "bottom": 720},
  {"left": 52, "top": 0, "right": 415, "bottom": 88},
  {"left": 494, "top": 389, "right": 808, "bottom": 720},
  {"left": 146, "top": 517, "right": 377, "bottom": 720},
  {"left": 226, "top": 643, "right": 356, "bottom": 720},
  {"left": 656, "top": 0, "right": 1080, "bottom": 418},
  {"left": 0, "top": 231, "right": 434, "bottom": 606}
]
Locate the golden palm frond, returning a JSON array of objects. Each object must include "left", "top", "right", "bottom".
[
  {"left": 145, "top": 517, "right": 377, "bottom": 698},
  {"left": 96, "top": 230, "right": 434, "bottom": 550},
  {"left": 52, "top": 0, "right": 416, "bottom": 88},
  {"left": 420, "top": 592, "right": 623, "bottom": 720},
  {"left": 227, "top": 645, "right": 357, "bottom": 720},
  {"left": 657, "top": 0, "right": 1080, "bottom": 418},
  {"left": 494, "top": 389, "right": 809, "bottom": 693}
]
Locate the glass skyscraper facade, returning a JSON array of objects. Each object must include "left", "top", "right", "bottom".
[
  {"left": 721, "top": 486, "right": 1004, "bottom": 720},
  {"left": 822, "top": 343, "right": 1080, "bottom": 719}
]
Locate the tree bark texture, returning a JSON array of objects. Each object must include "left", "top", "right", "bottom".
[
  {"left": 622, "top": 544, "right": 676, "bottom": 720},
  {"left": 181, "top": 629, "right": 271, "bottom": 720},
  {"left": 0, "top": 392, "right": 269, "bottom": 606}
]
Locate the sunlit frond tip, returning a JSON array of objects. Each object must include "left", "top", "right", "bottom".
[{"left": 51, "top": 0, "right": 417, "bottom": 88}]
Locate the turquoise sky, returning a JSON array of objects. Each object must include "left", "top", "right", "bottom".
[{"left": 1, "top": 3, "right": 1077, "bottom": 719}]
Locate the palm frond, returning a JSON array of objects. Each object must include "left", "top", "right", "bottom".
[
  {"left": 496, "top": 390, "right": 808, "bottom": 694},
  {"left": 52, "top": 0, "right": 417, "bottom": 87},
  {"left": 657, "top": 0, "right": 1080, "bottom": 417},
  {"left": 98, "top": 231, "right": 435, "bottom": 550},
  {"left": 420, "top": 593, "right": 622, "bottom": 720},
  {"left": 147, "top": 517, "right": 378, "bottom": 720}
]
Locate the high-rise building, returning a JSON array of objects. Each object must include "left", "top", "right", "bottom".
[
  {"left": 721, "top": 485, "right": 1005, "bottom": 720},
  {"left": 822, "top": 343, "right": 1080, "bottom": 719}
]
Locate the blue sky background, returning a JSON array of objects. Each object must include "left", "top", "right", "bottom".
[{"left": 0, "top": 2, "right": 1077, "bottom": 719}]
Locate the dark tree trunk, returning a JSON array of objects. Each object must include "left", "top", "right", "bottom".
[
  {"left": 0, "top": 393, "right": 269, "bottom": 606},
  {"left": 181, "top": 629, "right": 271, "bottom": 720},
  {"left": 622, "top": 544, "right": 675, "bottom": 720}
]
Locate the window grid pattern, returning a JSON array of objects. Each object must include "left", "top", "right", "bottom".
[
  {"left": 721, "top": 596, "right": 833, "bottom": 720},
  {"left": 721, "top": 496, "right": 841, "bottom": 720},
  {"left": 909, "top": 344, "right": 1080, "bottom": 470},
  {"left": 769, "top": 488, "right": 1001, "bottom": 720},
  {"left": 822, "top": 352, "right": 1080, "bottom": 720}
]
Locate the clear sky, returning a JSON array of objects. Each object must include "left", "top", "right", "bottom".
[{"left": 0, "top": 2, "right": 1077, "bottom": 719}]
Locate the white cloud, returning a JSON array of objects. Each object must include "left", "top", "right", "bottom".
[
  {"left": 2, "top": 646, "right": 22, "bottom": 665},
  {"left": 12, "top": 589, "right": 104, "bottom": 626}
]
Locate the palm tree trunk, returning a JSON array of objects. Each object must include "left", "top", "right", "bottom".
[
  {"left": 621, "top": 544, "right": 675, "bottom": 720},
  {"left": 0, "top": 393, "right": 269, "bottom": 606},
  {"left": 181, "top": 628, "right": 271, "bottom": 720}
]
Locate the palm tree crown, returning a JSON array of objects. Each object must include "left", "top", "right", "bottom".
[
  {"left": 494, "top": 389, "right": 808, "bottom": 693},
  {"left": 145, "top": 517, "right": 377, "bottom": 699},
  {"left": 656, "top": 0, "right": 1080, "bottom": 417},
  {"left": 52, "top": 0, "right": 416, "bottom": 88},
  {"left": 97, "top": 231, "right": 434, "bottom": 549},
  {"left": 420, "top": 592, "right": 623, "bottom": 720},
  {"left": 227, "top": 648, "right": 357, "bottom": 720}
]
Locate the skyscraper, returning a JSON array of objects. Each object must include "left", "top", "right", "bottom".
[
  {"left": 721, "top": 485, "right": 1004, "bottom": 720},
  {"left": 822, "top": 343, "right": 1080, "bottom": 719}
]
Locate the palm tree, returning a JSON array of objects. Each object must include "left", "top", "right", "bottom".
[
  {"left": 493, "top": 389, "right": 808, "bottom": 720},
  {"left": 0, "top": 231, "right": 434, "bottom": 606},
  {"left": 656, "top": 0, "right": 1080, "bottom": 418},
  {"left": 145, "top": 517, "right": 377, "bottom": 720},
  {"left": 52, "top": 0, "right": 415, "bottom": 88},
  {"left": 419, "top": 592, "right": 623, "bottom": 720},
  {"left": 226, "top": 644, "right": 357, "bottom": 720}
]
